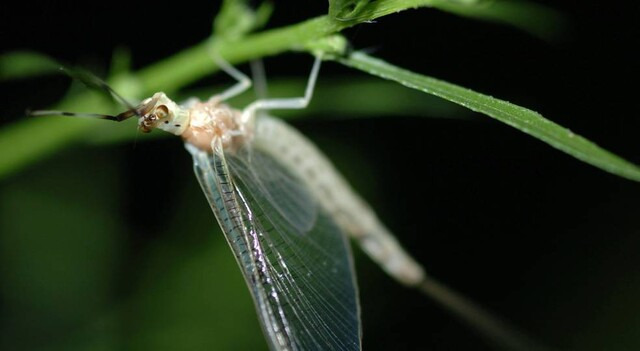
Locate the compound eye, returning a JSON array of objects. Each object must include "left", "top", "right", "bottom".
[{"left": 155, "top": 105, "right": 169, "bottom": 119}]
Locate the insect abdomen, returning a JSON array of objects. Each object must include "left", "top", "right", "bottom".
[{"left": 253, "top": 116, "right": 425, "bottom": 286}]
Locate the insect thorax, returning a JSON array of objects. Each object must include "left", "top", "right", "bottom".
[
  {"left": 180, "top": 99, "right": 248, "bottom": 153},
  {"left": 136, "top": 92, "right": 249, "bottom": 153}
]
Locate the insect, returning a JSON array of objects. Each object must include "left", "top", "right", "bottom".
[{"left": 29, "top": 52, "right": 540, "bottom": 350}]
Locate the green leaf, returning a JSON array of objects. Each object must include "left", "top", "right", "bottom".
[
  {"left": 328, "top": 0, "right": 564, "bottom": 40},
  {"left": 329, "top": 0, "right": 480, "bottom": 21},
  {"left": 0, "top": 51, "right": 59, "bottom": 80},
  {"left": 333, "top": 51, "right": 640, "bottom": 182}
]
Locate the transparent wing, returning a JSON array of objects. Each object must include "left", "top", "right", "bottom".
[
  {"left": 188, "top": 139, "right": 361, "bottom": 351},
  {"left": 228, "top": 145, "right": 318, "bottom": 234}
]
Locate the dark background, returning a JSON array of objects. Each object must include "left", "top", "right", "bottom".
[{"left": 1, "top": 1, "right": 639, "bottom": 350}]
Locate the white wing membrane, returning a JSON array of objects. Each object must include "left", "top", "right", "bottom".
[{"left": 188, "top": 138, "right": 361, "bottom": 351}]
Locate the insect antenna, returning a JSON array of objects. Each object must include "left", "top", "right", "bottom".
[
  {"left": 58, "top": 66, "right": 137, "bottom": 111},
  {"left": 27, "top": 64, "right": 140, "bottom": 122},
  {"left": 26, "top": 108, "right": 137, "bottom": 122}
]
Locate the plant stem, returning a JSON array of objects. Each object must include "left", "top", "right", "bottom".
[
  {"left": 137, "top": 16, "right": 345, "bottom": 94},
  {"left": 0, "top": 16, "right": 347, "bottom": 179}
]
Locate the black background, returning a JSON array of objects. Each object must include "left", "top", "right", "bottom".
[{"left": 1, "top": 1, "right": 640, "bottom": 350}]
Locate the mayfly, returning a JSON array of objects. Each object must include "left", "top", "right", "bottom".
[{"left": 31, "top": 55, "right": 539, "bottom": 351}]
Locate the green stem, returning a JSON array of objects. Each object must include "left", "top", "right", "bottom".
[
  {"left": 0, "top": 16, "right": 347, "bottom": 179},
  {"left": 0, "top": 1, "right": 564, "bottom": 179},
  {"left": 138, "top": 16, "right": 345, "bottom": 94}
]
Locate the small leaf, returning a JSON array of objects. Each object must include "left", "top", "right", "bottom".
[
  {"left": 327, "top": 0, "right": 564, "bottom": 40},
  {"left": 334, "top": 51, "right": 640, "bottom": 182},
  {"left": 329, "top": 0, "right": 488, "bottom": 21},
  {"left": 328, "top": 0, "right": 375, "bottom": 21},
  {"left": 0, "top": 51, "right": 59, "bottom": 80}
]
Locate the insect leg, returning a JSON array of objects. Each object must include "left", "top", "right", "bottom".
[
  {"left": 210, "top": 53, "right": 253, "bottom": 102},
  {"left": 241, "top": 56, "right": 321, "bottom": 125}
]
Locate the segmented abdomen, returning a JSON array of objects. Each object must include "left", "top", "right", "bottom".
[{"left": 253, "top": 116, "right": 425, "bottom": 286}]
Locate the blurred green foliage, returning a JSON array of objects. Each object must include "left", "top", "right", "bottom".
[{"left": 0, "top": 148, "right": 266, "bottom": 350}]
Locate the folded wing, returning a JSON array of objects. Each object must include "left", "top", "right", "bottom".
[{"left": 188, "top": 139, "right": 361, "bottom": 351}]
